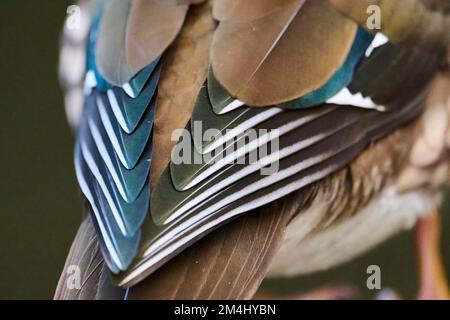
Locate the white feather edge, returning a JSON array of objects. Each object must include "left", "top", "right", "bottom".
[
  {"left": 325, "top": 33, "right": 390, "bottom": 111},
  {"left": 74, "top": 146, "right": 124, "bottom": 270},
  {"left": 119, "top": 161, "right": 340, "bottom": 286},
  {"left": 186, "top": 108, "right": 331, "bottom": 190}
]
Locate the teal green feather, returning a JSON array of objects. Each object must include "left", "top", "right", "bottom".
[
  {"left": 75, "top": 141, "right": 141, "bottom": 271},
  {"left": 74, "top": 5, "right": 160, "bottom": 270},
  {"left": 124, "top": 59, "right": 160, "bottom": 98},
  {"left": 86, "top": 13, "right": 111, "bottom": 91},
  {"left": 110, "top": 65, "right": 160, "bottom": 134},
  {"left": 89, "top": 102, "right": 151, "bottom": 203},
  {"left": 97, "top": 92, "right": 154, "bottom": 170}
]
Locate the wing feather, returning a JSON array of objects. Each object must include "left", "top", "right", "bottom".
[
  {"left": 211, "top": 0, "right": 358, "bottom": 106},
  {"left": 63, "top": 1, "right": 445, "bottom": 291},
  {"left": 54, "top": 216, "right": 126, "bottom": 300},
  {"left": 96, "top": 0, "right": 189, "bottom": 85}
]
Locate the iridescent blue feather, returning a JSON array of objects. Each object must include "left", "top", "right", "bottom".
[{"left": 74, "top": 11, "right": 160, "bottom": 272}]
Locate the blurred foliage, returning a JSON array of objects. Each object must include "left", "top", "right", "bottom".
[{"left": 0, "top": 1, "right": 449, "bottom": 299}]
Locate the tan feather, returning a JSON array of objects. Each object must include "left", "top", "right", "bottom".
[
  {"left": 396, "top": 166, "right": 431, "bottom": 192},
  {"left": 150, "top": 2, "right": 216, "bottom": 187},
  {"left": 152, "top": 0, "right": 206, "bottom": 5},
  {"left": 396, "top": 73, "right": 450, "bottom": 192},
  {"left": 96, "top": 0, "right": 189, "bottom": 86},
  {"left": 409, "top": 74, "right": 450, "bottom": 167},
  {"left": 212, "top": 0, "right": 297, "bottom": 21},
  {"left": 211, "top": 0, "right": 357, "bottom": 106}
]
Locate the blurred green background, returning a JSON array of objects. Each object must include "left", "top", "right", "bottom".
[
  {"left": 0, "top": 1, "right": 449, "bottom": 299},
  {"left": 0, "top": 1, "right": 79, "bottom": 299}
]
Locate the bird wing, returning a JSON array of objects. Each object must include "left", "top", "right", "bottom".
[
  {"left": 55, "top": 191, "right": 298, "bottom": 299},
  {"left": 57, "top": 0, "right": 445, "bottom": 294},
  {"left": 211, "top": 0, "right": 357, "bottom": 106}
]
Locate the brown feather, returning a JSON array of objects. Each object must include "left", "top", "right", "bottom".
[
  {"left": 127, "top": 197, "right": 300, "bottom": 300},
  {"left": 96, "top": 0, "right": 189, "bottom": 86},
  {"left": 56, "top": 190, "right": 301, "bottom": 299},
  {"left": 397, "top": 73, "right": 450, "bottom": 191},
  {"left": 151, "top": 2, "right": 216, "bottom": 187},
  {"left": 54, "top": 215, "right": 125, "bottom": 300},
  {"left": 211, "top": 0, "right": 357, "bottom": 106},
  {"left": 126, "top": 1, "right": 189, "bottom": 79},
  {"left": 212, "top": 0, "right": 297, "bottom": 21},
  {"left": 410, "top": 74, "right": 450, "bottom": 167},
  {"left": 153, "top": 0, "right": 206, "bottom": 5}
]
